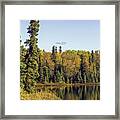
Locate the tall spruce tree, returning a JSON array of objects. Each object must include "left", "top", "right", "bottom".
[
  {"left": 20, "top": 40, "right": 27, "bottom": 90},
  {"left": 59, "top": 46, "right": 62, "bottom": 53},
  {"left": 24, "top": 20, "right": 40, "bottom": 92},
  {"left": 52, "top": 46, "right": 56, "bottom": 63},
  {"left": 38, "top": 50, "right": 44, "bottom": 83}
]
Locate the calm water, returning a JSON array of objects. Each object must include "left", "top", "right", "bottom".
[{"left": 37, "top": 85, "right": 100, "bottom": 100}]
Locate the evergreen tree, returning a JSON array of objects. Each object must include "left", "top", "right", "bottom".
[
  {"left": 24, "top": 20, "right": 40, "bottom": 92},
  {"left": 38, "top": 50, "right": 44, "bottom": 83},
  {"left": 59, "top": 46, "right": 62, "bottom": 53},
  {"left": 95, "top": 50, "right": 100, "bottom": 83},
  {"left": 91, "top": 50, "right": 94, "bottom": 63},
  {"left": 43, "top": 66, "right": 49, "bottom": 83},
  {"left": 55, "top": 46, "right": 57, "bottom": 53},
  {"left": 20, "top": 40, "right": 27, "bottom": 89},
  {"left": 52, "top": 46, "right": 57, "bottom": 63},
  {"left": 80, "top": 53, "right": 89, "bottom": 83}
]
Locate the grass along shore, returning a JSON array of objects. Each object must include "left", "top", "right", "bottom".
[{"left": 20, "top": 89, "right": 60, "bottom": 100}]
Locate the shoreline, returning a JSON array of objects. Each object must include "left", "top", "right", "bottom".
[{"left": 35, "top": 83, "right": 100, "bottom": 87}]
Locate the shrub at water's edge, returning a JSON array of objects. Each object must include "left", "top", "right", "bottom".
[{"left": 20, "top": 89, "right": 60, "bottom": 100}]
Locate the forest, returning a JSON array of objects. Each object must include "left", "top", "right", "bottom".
[{"left": 20, "top": 20, "right": 100, "bottom": 100}]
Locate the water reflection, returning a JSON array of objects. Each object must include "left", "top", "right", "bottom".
[{"left": 37, "top": 85, "right": 100, "bottom": 100}]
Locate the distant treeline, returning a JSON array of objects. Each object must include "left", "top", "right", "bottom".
[{"left": 20, "top": 20, "right": 100, "bottom": 93}]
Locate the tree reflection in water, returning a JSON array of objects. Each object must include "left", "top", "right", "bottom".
[{"left": 37, "top": 85, "right": 100, "bottom": 100}]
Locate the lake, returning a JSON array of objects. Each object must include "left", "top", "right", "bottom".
[{"left": 37, "top": 85, "right": 100, "bottom": 100}]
